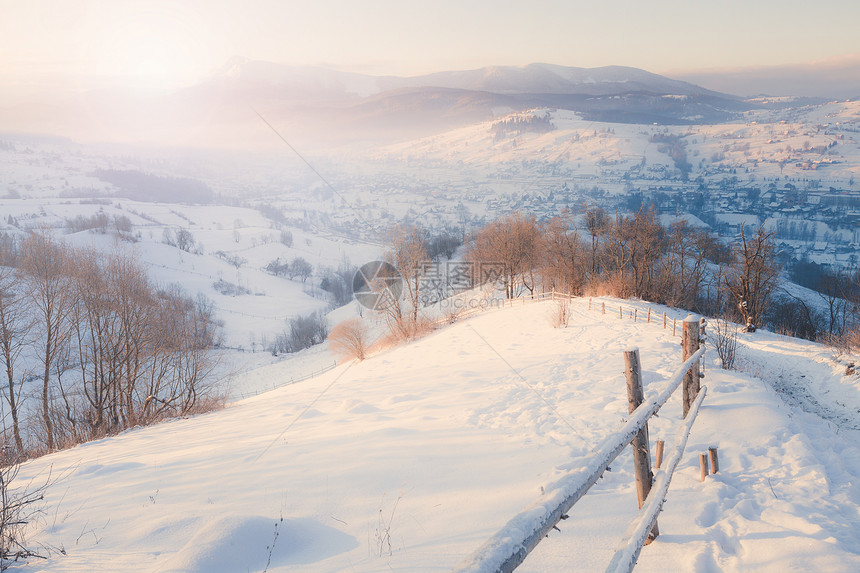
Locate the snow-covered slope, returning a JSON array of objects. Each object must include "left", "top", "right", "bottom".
[{"left": 14, "top": 297, "right": 860, "bottom": 572}]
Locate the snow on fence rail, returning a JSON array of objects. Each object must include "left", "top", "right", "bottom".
[
  {"left": 453, "top": 317, "right": 706, "bottom": 573},
  {"left": 605, "top": 386, "right": 707, "bottom": 573}
]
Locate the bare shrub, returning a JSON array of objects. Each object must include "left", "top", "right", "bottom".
[
  {"left": 279, "top": 229, "right": 293, "bottom": 247},
  {"left": 550, "top": 298, "right": 570, "bottom": 328},
  {"left": 180, "top": 392, "right": 227, "bottom": 416},
  {"left": 0, "top": 454, "right": 50, "bottom": 569},
  {"left": 320, "top": 262, "right": 356, "bottom": 307},
  {"left": 380, "top": 303, "right": 437, "bottom": 343},
  {"left": 374, "top": 493, "right": 402, "bottom": 558},
  {"left": 269, "top": 312, "right": 329, "bottom": 355},
  {"left": 848, "top": 328, "right": 860, "bottom": 352},
  {"left": 442, "top": 304, "right": 463, "bottom": 325},
  {"left": 710, "top": 318, "right": 738, "bottom": 370},
  {"left": 212, "top": 278, "right": 250, "bottom": 296},
  {"left": 378, "top": 314, "right": 437, "bottom": 349},
  {"left": 826, "top": 327, "right": 860, "bottom": 355},
  {"left": 289, "top": 312, "right": 327, "bottom": 351},
  {"left": 329, "top": 318, "right": 372, "bottom": 361},
  {"left": 214, "top": 251, "right": 247, "bottom": 269}
]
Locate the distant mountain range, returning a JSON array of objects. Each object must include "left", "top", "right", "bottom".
[
  {"left": 186, "top": 59, "right": 752, "bottom": 143},
  {"left": 3, "top": 58, "right": 852, "bottom": 148},
  {"left": 208, "top": 58, "right": 732, "bottom": 101}
]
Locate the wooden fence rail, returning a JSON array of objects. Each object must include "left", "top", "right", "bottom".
[
  {"left": 605, "top": 386, "right": 707, "bottom": 573},
  {"left": 452, "top": 343, "right": 706, "bottom": 573}
]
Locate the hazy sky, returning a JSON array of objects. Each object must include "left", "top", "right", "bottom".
[{"left": 3, "top": 0, "right": 860, "bottom": 95}]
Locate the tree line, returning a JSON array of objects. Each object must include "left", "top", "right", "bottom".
[
  {"left": 464, "top": 207, "right": 860, "bottom": 342},
  {"left": 0, "top": 232, "right": 223, "bottom": 459},
  {"left": 92, "top": 169, "right": 214, "bottom": 204},
  {"left": 336, "top": 210, "right": 859, "bottom": 360}
]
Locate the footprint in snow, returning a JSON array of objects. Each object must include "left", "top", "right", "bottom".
[{"left": 696, "top": 501, "right": 721, "bottom": 528}]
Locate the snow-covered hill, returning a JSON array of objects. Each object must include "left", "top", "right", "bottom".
[{"left": 13, "top": 297, "right": 860, "bottom": 572}]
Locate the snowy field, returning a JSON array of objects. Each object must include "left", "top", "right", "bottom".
[
  {"left": 0, "top": 193, "right": 383, "bottom": 353},
  {"left": 12, "top": 297, "right": 860, "bottom": 572}
]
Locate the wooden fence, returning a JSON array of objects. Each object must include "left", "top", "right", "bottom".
[
  {"left": 453, "top": 309, "right": 707, "bottom": 573},
  {"left": 233, "top": 360, "right": 339, "bottom": 400},
  {"left": 463, "top": 290, "right": 688, "bottom": 339}
]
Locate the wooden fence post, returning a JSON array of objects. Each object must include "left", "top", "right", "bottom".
[
  {"left": 709, "top": 447, "right": 719, "bottom": 474},
  {"left": 700, "top": 453, "right": 709, "bottom": 482},
  {"left": 647, "top": 308, "right": 651, "bottom": 323},
  {"left": 624, "top": 348, "right": 659, "bottom": 542},
  {"left": 620, "top": 307, "right": 623, "bottom": 319},
  {"left": 589, "top": 298, "right": 592, "bottom": 311},
  {"left": 682, "top": 315, "right": 702, "bottom": 418},
  {"left": 602, "top": 302, "right": 606, "bottom": 315},
  {"left": 672, "top": 318, "right": 677, "bottom": 337},
  {"left": 634, "top": 309, "right": 638, "bottom": 322},
  {"left": 655, "top": 440, "right": 664, "bottom": 469},
  {"left": 663, "top": 312, "right": 667, "bottom": 329}
]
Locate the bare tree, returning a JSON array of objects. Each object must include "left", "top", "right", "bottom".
[
  {"left": 145, "top": 287, "right": 222, "bottom": 419},
  {"left": 387, "top": 225, "right": 429, "bottom": 333},
  {"left": 584, "top": 205, "right": 609, "bottom": 279},
  {"left": 601, "top": 213, "right": 635, "bottom": 297},
  {"left": 21, "top": 232, "right": 76, "bottom": 452},
  {"left": 0, "top": 260, "right": 31, "bottom": 455},
  {"left": 70, "top": 247, "right": 116, "bottom": 436},
  {"left": 468, "top": 212, "right": 540, "bottom": 299},
  {"left": 723, "top": 225, "right": 780, "bottom": 332},
  {"left": 626, "top": 207, "right": 664, "bottom": 300},
  {"left": 540, "top": 215, "right": 587, "bottom": 295},
  {"left": 659, "top": 222, "right": 715, "bottom": 309},
  {"left": 290, "top": 257, "right": 313, "bottom": 283},
  {"left": 279, "top": 229, "right": 293, "bottom": 247},
  {"left": 814, "top": 268, "right": 852, "bottom": 337},
  {"left": 0, "top": 232, "right": 224, "bottom": 455},
  {"left": 175, "top": 228, "right": 195, "bottom": 253}
]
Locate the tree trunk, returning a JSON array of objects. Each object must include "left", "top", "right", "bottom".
[{"left": 42, "top": 335, "right": 54, "bottom": 451}]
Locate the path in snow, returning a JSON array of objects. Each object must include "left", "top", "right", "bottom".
[{"left": 734, "top": 331, "right": 860, "bottom": 436}]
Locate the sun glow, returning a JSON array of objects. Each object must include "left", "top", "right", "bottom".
[
  {"left": 90, "top": 5, "right": 213, "bottom": 93},
  {"left": 113, "top": 40, "right": 196, "bottom": 92}
]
